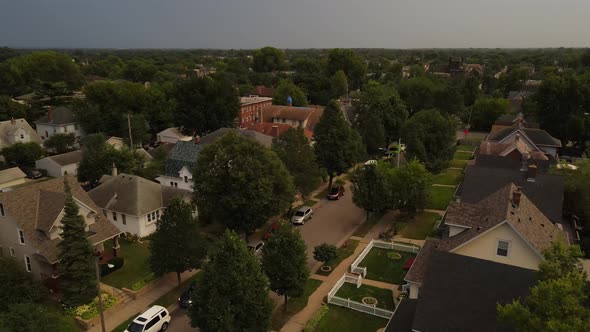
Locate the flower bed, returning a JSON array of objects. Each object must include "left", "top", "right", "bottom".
[{"left": 66, "top": 293, "right": 118, "bottom": 320}]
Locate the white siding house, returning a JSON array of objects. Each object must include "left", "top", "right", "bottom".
[
  {"left": 35, "top": 150, "right": 83, "bottom": 177},
  {"left": 34, "top": 106, "right": 84, "bottom": 141}
]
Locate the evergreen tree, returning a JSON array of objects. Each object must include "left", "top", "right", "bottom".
[
  {"left": 149, "top": 198, "right": 206, "bottom": 286},
  {"left": 57, "top": 178, "right": 97, "bottom": 307},
  {"left": 261, "top": 222, "right": 309, "bottom": 311},
  {"left": 188, "top": 231, "right": 273, "bottom": 332}
]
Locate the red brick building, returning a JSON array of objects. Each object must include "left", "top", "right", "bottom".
[{"left": 239, "top": 96, "right": 273, "bottom": 128}]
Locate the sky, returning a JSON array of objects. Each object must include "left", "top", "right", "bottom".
[{"left": 1, "top": 0, "right": 590, "bottom": 49}]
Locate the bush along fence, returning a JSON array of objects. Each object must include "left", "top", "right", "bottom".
[
  {"left": 327, "top": 273, "right": 394, "bottom": 319},
  {"left": 350, "top": 240, "right": 421, "bottom": 277}
]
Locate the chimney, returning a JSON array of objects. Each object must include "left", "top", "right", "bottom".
[
  {"left": 48, "top": 108, "right": 53, "bottom": 122},
  {"left": 271, "top": 125, "right": 279, "bottom": 139},
  {"left": 527, "top": 164, "right": 537, "bottom": 182},
  {"left": 111, "top": 163, "right": 118, "bottom": 177},
  {"left": 512, "top": 187, "right": 522, "bottom": 207}
]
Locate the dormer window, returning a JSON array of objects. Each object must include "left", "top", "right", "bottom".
[{"left": 497, "top": 240, "right": 510, "bottom": 257}]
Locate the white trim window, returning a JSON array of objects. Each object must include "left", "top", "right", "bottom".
[
  {"left": 24, "top": 255, "right": 32, "bottom": 272},
  {"left": 497, "top": 240, "right": 510, "bottom": 257},
  {"left": 121, "top": 214, "right": 126, "bottom": 225},
  {"left": 146, "top": 210, "right": 160, "bottom": 225},
  {"left": 10, "top": 247, "right": 15, "bottom": 257},
  {"left": 17, "top": 229, "right": 25, "bottom": 245}
]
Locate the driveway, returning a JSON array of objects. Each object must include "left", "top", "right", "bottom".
[{"left": 171, "top": 308, "right": 197, "bottom": 332}]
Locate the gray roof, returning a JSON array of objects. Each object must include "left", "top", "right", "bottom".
[
  {"left": 0, "top": 167, "right": 26, "bottom": 184},
  {"left": 35, "top": 106, "right": 78, "bottom": 125},
  {"left": 488, "top": 127, "right": 561, "bottom": 147},
  {"left": 164, "top": 141, "right": 202, "bottom": 177},
  {"left": 199, "top": 128, "right": 273, "bottom": 148},
  {"left": 88, "top": 173, "right": 190, "bottom": 216},
  {"left": 385, "top": 299, "right": 418, "bottom": 332},
  {"left": 411, "top": 251, "right": 536, "bottom": 332},
  {"left": 46, "top": 150, "right": 83, "bottom": 167}
]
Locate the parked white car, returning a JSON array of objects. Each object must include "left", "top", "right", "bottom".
[
  {"left": 247, "top": 240, "right": 265, "bottom": 258},
  {"left": 291, "top": 206, "right": 313, "bottom": 225},
  {"left": 125, "top": 305, "right": 170, "bottom": 332}
]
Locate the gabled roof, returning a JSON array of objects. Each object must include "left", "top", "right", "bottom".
[
  {"left": 88, "top": 173, "right": 189, "bottom": 216},
  {"left": 163, "top": 141, "right": 202, "bottom": 177},
  {"left": 263, "top": 105, "right": 316, "bottom": 123},
  {"left": 0, "top": 176, "right": 120, "bottom": 263},
  {"left": 488, "top": 126, "right": 561, "bottom": 148},
  {"left": 34, "top": 106, "right": 78, "bottom": 125},
  {"left": 411, "top": 251, "right": 536, "bottom": 332},
  {"left": 246, "top": 122, "right": 293, "bottom": 139},
  {"left": 199, "top": 128, "right": 273, "bottom": 148},
  {"left": 44, "top": 150, "right": 83, "bottom": 167},
  {"left": 0, "top": 167, "right": 26, "bottom": 184},
  {"left": 0, "top": 118, "right": 42, "bottom": 146}
]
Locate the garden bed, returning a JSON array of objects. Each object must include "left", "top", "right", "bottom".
[
  {"left": 316, "top": 240, "right": 359, "bottom": 276},
  {"left": 334, "top": 283, "right": 395, "bottom": 310},
  {"left": 360, "top": 248, "right": 417, "bottom": 284},
  {"left": 427, "top": 186, "right": 456, "bottom": 211},
  {"left": 395, "top": 212, "right": 441, "bottom": 240}
]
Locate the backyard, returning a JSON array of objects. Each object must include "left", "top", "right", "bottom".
[
  {"left": 335, "top": 283, "right": 395, "bottom": 310},
  {"left": 432, "top": 169, "right": 463, "bottom": 186},
  {"left": 395, "top": 212, "right": 441, "bottom": 240},
  {"left": 271, "top": 278, "right": 323, "bottom": 330},
  {"left": 317, "top": 239, "right": 360, "bottom": 276},
  {"left": 313, "top": 306, "right": 388, "bottom": 332},
  {"left": 360, "top": 248, "right": 416, "bottom": 284},
  {"left": 101, "top": 238, "right": 152, "bottom": 290},
  {"left": 427, "top": 185, "right": 456, "bottom": 211}
]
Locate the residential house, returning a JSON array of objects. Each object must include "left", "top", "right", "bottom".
[
  {"left": 34, "top": 106, "right": 84, "bottom": 141},
  {"left": 105, "top": 136, "right": 126, "bottom": 150},
  {"left": 199, "top": 128, "right": 274, "bottom": 148},
  {"left": 0, "top": 176, "right": 122, "bottom": 286},
  {"left": 387, "top": 251, "right": 536, "bottom": 332},
  {"left": 35, "top": 150, "right": 83, "bottom": 177},
  {"left": 12, "top": 92, "right": 51, "bottom": 106},
  {"left": 405, "top": 183, "right": 567, "bottom": 299},
  {"left": 156, "top": 127, "right": 192, "bottom": 144},
  {"left": 246, "top": 122, "right": 292, "bottom": 140},
  {"left": 485, "top": 121, "right": 561, "bottom": 160},
  {"left": 262, "top": 105, "right": 324, "bottom": 139},
  {"left": 156, "top": 140, "right": 201, "bottom": 191},
  {"left": 506, "top": 90, "right": 534, "bottom": 113},
  {"left": 89, "top": 172, "right": 191, "bottom": 237},
  {"left": 239, "top": 96, "right": 273, "bottom": 128},
  {"left": 0, "top": 118, "right": 43, "bottom": 150},
  {"left": 0, "top": 167, "right": 27, "bottom": 190}
]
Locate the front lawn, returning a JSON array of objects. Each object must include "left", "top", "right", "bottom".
[
  {"left": 271, "top": 278, "right": 323, "bottom": 330},
  {"left": 456, "top": 145, "right": 475, "bottom": 152},
  {"left": 395, "top": 212, "right": 441, "bottom": 240},
  {"left": 427, "top": 186, "right": 455, "bottom": 211},
  {"left": 316, "top": 239, "right": 359, "bottom": 276},
  {"left": 335, "top": 283, "right": 395, "bottom": 310},
  {"left": 432, "top": 169, "right": 463, "bottom": 186},
  {"left": 360, "top": 248, "right": 416, "bottom": 284},
  {"left": 450, "top": 159, "right": 469, "bottom": 169},
  {"left": 102, "top": 238, "right": 151, "bottom": 290},
  {"left": 314, "top": 306, "right": 387, "bottom": 332},
  {"left": 453, "top": 151, "right": 473, "bottom": 160},
  {"left": 353, "top": 212, "right": 384, "bottom": 237}
]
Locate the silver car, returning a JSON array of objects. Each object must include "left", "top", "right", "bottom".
[
  {"left": 291, "top": 206, "right": 313, "bottom": 225},
  {"left": 247, "top": 240, "right": 265, "bottom": 258}
]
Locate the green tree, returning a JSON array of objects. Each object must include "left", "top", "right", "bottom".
[
  {"left": 149, "top": 198, "right": 206, "bottom": 286},
  {"left": 497, "top": 242, "right": 590, "bottom": 332},
  {"left": 562, "top": 159, "right": 590, "bottom": 227},
  {"left": 0, "top": 303, "right": 76, "bottom": 332},
  {"left": 398, "top": 77, "right": 441, "bottom": 114},
  {"left": 7, "top": 51, "right": 83, "bottom": 92},
  {"left": 188, "top": 231, "right": 273, "bottom": 332},
  {"left": 314, "top": 100, "right": 365, "bottom": 189},
  {"left": 2, "top": 142, "right": 45, "bottom": 166},
  {"left": 253, "top": 47, "right": 285, "bottom": 72},
  {"left": 175, "top": 77, "right": 239, "bottom": 136},
  {"left": 261, "top": 222, "right": 309, "bottom": 310},
  {"left": 470, "top": 97, "right": 510, "bottom": 131},
  {"left": 273, "top": 80, "right": 308, "bottom": 106},
  {"left": 0, "top": 95, "right": 27, "bottom": 120},
  {"left": 193, "top": 132, "right": 295, "bottom": 234},
  {"left": 313, "top": 243, "right": 337, "bottom": 265},
  {"left": 326, "top": 49, "right": 367, "bottom": 89},
  {"left": 0, "top": 258, "right": 46, "bottom": 311},
  {"left": 57, "top": 178, "right": 97, "bottom": 307},
  {"left": 44, "top": 133, "right": 76, "bottom": 154},
  {"left": 272, "top": 127, "right": 321, "bottom": 198},
  {"left": 401, "top": 109, "right": 456, "bottom": 173},
  {"left": 331, "top": 70, "right": 348, "bottom": 98},
  {"left": 389, "top": 160, "right": 432, "bottom": 212},
  {"left": 352, "top": 163, "right": 392, "bottom": 221}
]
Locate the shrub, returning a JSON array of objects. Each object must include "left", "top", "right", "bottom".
[
  {"left": 65, "top": 293, "right": 117, "bottom": 320},
  {"left": 313, "top": 243, "right": 337, "bottom": 264},
  {"left": 130, "top": 273, "right": 156, "bottom": 291},
  {"left": 99, "top": 257, "right": 125, "bottom": 277},
  {"left": 304, "top": 304, "right": 329, "bottom": 332}
]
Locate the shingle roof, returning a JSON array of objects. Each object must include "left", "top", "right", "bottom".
[
  {"left": 157, "top": 127, "right": 185, "bottom": 138},
  {"left": 263, "top": 105, "right": 316, "bottom": 123},
  {"left": 0, "top": 167, "right": 26, "bottom": 184},
  {"left": 488, "top": 127, "right": 561, "bottom": 147},
  {"left": 34, "top": 106, "right": 77, "bottom": 125},
  {"left": 0, "top": 118, "right": 43, "bottom": 147},
  {"left": 164, "top": 141, "right": 202, "bottom": 177},
  {"left": 0, "top": 176, "right": 120, "bottom": 263},
  {"left": 385, "top": 299, "right": 418, "bottom": 332},
  {"left": 199, "top": 128, "right": 274, "bottom": 148},
  {"left": 411, "top": 251, "right": 536, "bottom": 332},
  {"left": 46, "top": 150, "right": 83, "bottom": 167}
]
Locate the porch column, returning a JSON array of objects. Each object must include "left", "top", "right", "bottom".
[{"left": 112, "top": 235, "right": 120, "bottom": 257}]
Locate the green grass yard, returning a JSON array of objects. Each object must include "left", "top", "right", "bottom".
[
  {"left": 101, "top": 238, "right": 151, "bottom": 290},
  {"left": 427, "top": 186, "right": 456, "bottom": 211},
  {"left": 456, "top": 145, "right": 476, "bottom": 152},
  {"left": 453, "top": 151, "right": 473, "bottom": 160},
  {"left": 432, "top": 169, "right": 463, "bottom": 185},
  {"left": 395, "top": 212, "right": 441, "bottom": 240},
  {"left": 271, "top": 278, "right": 323, "bottom": 330},
  {"left": 335, "top": 283, "right": 395, "bottom": 310},
  {"left": 316, "top": 239, "right": 360, "bottom": 276},
  {"left": 314, "top": 306, "right": 387, "bottom": 332},
  {"left": 450, "top": 159, "right": 469, "bottom": 169},
  {"left": 360, "top": 248, "right": 416, "bottom": 284}
]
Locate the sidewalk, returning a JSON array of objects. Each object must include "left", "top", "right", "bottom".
[{"left": 88, "top": 270, "right": 199, "bottom": 332}]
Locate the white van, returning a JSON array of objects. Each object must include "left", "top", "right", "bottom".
[{"left": 125, "top": 305, "right": 171, "bottom": 332}]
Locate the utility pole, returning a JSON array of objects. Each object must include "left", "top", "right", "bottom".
[
  {"left": 396, "top": 137, "right": 402, "bottom": 168},
  {"left": 127, "top": 113, "right": 133, "bottom": 147},
  {"left": 95, "top": 256, "right": 106, "bottom": 332}
]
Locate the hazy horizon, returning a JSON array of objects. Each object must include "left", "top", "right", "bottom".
[{"left": 2, "top": 0, "right": 590, "bottom": 49}]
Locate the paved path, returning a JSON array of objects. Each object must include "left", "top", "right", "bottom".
[{"left": 89, "top": 270, "right": 199, "bottom": 332}]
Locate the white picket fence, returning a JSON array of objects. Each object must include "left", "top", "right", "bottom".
[
  {"left": 327, "top": 273, "right": 395, "bottom": 319},
  {"left": 350, "top": 239, "right": 421, "bottom": 277}
]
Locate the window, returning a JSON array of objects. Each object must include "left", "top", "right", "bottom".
[
  {"left": 45, "top": 131, "right": 49, "bottom": 138},
  {"left": 112, "top": 211, "right": 117, "bottom": 221},
  {"left": 156, "top": 210, "right": 160, "bottom": 219},
  {"left": 0, "top": 203, "right": 5, "bottom": 216},
  {"left": 147, "top": 213, "right": 152, "bottom": 223},
  {"left": 184, "top": 176, "right": 188, "bottom": 183},
  {"left": 145, "top": 316, "right": 161, "bottom": 330},
  {"left": 0, "top": 246, "right": 3, "bottom": 257},
  {"left": 497, "top": 240, "right": 510, "bottom": 257},
  {"left": 121, "top": 214, "right": 126, "bottom": 225},
  {"left": 17, "top": 229, "right": 25, "bottom": 245},
  {"left": 24, "top": 255, "right": 31, "bottom": 272},
  {"left": 20, "top": 134, "right": 24, "bottom": 139},
  {"left": 64, "top": 126, "right": 68, "bottom": 133},
  {"left": 170, "top": 181, "right": 174, "bottom": 186},
  {"left": 10, "top": 247, "right": 15, "bottom": 257},
  {"left": 160, "top": 311, "right": 167, "bottom": 318}
]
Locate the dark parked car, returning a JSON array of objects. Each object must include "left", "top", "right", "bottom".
[
  {"left": 178, "top": 281, "right": 197, "bottom": 308},
  {"left": 327, "top": 186, "right": 345, "bottom": 200},
  {"left": 20, "top": 167, "right": 43, "bottom": 179}
]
